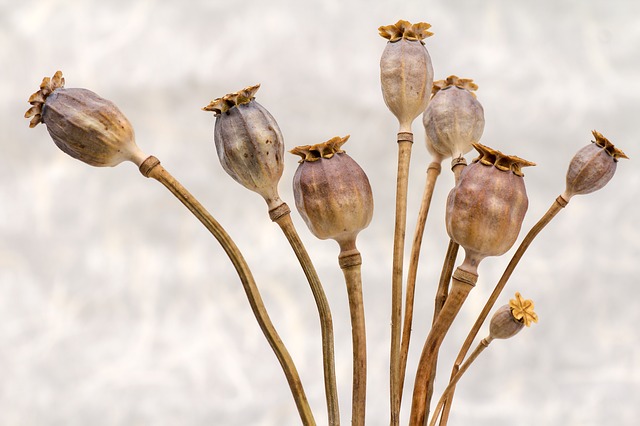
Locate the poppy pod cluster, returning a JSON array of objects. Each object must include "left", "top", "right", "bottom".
[
  {"left": 423, "top": 76, "right": 485, "bottom": 163},
  {"left": 446, "top": 143, "right": 535, "bottom": 272},
  {"left": 25, "top": 71, "right": 146, "bottom": 167},
  {"left": 203, "top": 84, "right": 285, "bottom": 210},
  {"left": 379, "top": 20, "right": 434, "bottom": 131},
  {"left": 291, "top": 136, "right": 374, "bottom": 250}
]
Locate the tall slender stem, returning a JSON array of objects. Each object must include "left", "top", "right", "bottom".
[
  {"left": 429, "top": 338, "right": 492, "bottom": 426},
  {"left": 390, "top": 133, "right": 414, "bottom": 425},
  {"left": 138, "top": 156, "right": 316, "bottom": 425},
  {"left": 339, "top": 247, "right": 367, "bottom": 426},
  {"left": 438, "top": 195, "right": 568, "bottom": 426},
  {"left": 409, "top": 265, "right": 478, "bottom": 426},
  {"left": 272, "top": 210, "right": 341, "bottom": 426},
  {"left": 398, "top": 162, "right": 441, "bottom": 402}
]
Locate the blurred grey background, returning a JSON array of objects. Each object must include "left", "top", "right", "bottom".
[{"left": 1, "top": 0, "right": 639, "bottom": 425}]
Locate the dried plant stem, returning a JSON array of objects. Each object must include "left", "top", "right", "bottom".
[
  {"left": 438, "top": 195, "right": 568, "bottom": 426},
  {"left": 138, "top": 156, "right": 316, "bottom": 425},
  {"left": 398, "top": 161, "right": 442, "bottom": 401},
  {"left": 339, "top": 246, "right": 367, "bottom": 426},
  {"left": 271, "top": 209, "right": 340, "bottom": 426},
  {"left": 429, "top": 338, "right": 492, "bottom": 426},
  {"left": 409, "top": 265, "right": 478, "bottom": 426},
  {"left": 390, "top": 133, "right": 414, "bottom": 425}
]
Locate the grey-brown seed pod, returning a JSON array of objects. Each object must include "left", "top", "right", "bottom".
[
  {"left": 379, "top": 20, "right": 434, "bottom": 132},
  {"left": 489, "top": 305, "right": 525, "bottom": 340},
  {"left": 25, "top": 71, "right": 146, "bottom": 167},
  {"left": 423, "top": 76, "right": 485, "bottom": 161},
  {"left": 203, "top": 85, "right": 285, "bottom": 209},
  {"left": 446, "top": 144, "right": 535, "bottom": 272},
  {"left": 563, "top": 130, "right": 628, "bottom": 200},
  {"left": 291, "top": 136, "right": 373, "bottom": 249}
]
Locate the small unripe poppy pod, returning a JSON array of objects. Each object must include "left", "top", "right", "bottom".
[
  {"left": 379, "top": 20, "right": 434, "bottom": 131},
  {"left": 25, "top": 71, "right": 146, "bottom": 167},
  {"left": 490, "top": 292, "right": 538, "bottom": 340},
  {"left": 203, "top": 85, "right": 285, "bottom": 210},
  {"left": 446, "top": 144, "right": 535, "bottom": 271},
  {"left": 563, "top": 130, "right": 628, "bottom": 201},
  {"left": 423, "top": 76, "right": 485, "bottom": 161},
  {"left": 291, "top": 136, "right": 373, "bottom": 248}
]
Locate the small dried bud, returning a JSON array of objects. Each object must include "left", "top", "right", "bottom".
[
  {"left": 379, "top": 20, "right": 434, "bottom": 131},
  {"left": 489, "top": 293, "right": 537, "bottom": 340},
  {"left": 203, "top": 85, "right": 284, "bottom": 209},
  {"left": 25, "top": 71, "right": 145, "bottom": 167},
  {"left": 423, "top": 76, "right": 485, "bottom": 161},
  {"left": 291, "top": 136, "right": 373, "bottom": 247},
  {"left": 563, "top": 130, "right": 628, "bottom": 200},
  {"left": 446, "top": 144, "right": 535, "bottom": 270}
]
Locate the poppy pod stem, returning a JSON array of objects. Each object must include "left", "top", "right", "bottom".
[
  {"left": 398, "top": 161, "right": 442, "bottom": 401},
  {"left": 270, "top": 208, "right": 341, "bottom": 426},
  {"left": 409, "top": 266, "right": 478, "bottom": 426},
  {"left": 137, "top": 156, "right": 316, "bottom": 426},
  {"left": 338, "top": 243, "right": 367, "bottom": 426}
]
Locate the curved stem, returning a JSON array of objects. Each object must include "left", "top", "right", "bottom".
[
  {"left": 390, "top": 133, "right": 414, "bottom": 425},
  {"left": 339, "top": 247, "right": 367, "bottom": 426},
  {"left": 438, "top": 195, "right": 568, "bottom": 426},
  {"left": 273, "top": 210, "right": 340, "bottom": 426},
  {"left": 139, "top": 156, "right": 316, "bottom": 426},
  {"left": 398, "top": 162, "right": 441, "bottom": 402},
  {"left": 429, "top": 338, "right": 492, "bottom": 426},
  {"left": 409, "top": 266, "right": 478, "bottom": 426}
]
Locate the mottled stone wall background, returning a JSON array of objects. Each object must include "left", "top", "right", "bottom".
[{"left": 1, "top": 0, "right": 639, "bottom": 425}]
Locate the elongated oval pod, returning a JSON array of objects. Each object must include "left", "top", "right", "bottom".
[
  {"left": 291, "top": 136, "right": 373, "bottom": 249},
  {"left": 203, "top": 85, "right": 285, "bottom": 210},
  {"left": 25, "top": 71, "right": 146, "bottom": 167},
  {"left": 446, "top": 143, "right": 535, "bottom": 271},
  {"left": 563, "top": 130, "right": 628, "bottom": 200},
  {"left": 379, "top": 20, "right": 434, "bottom": 131},
  {"left": 423, "top": 76, "right": 485, "bottom": 161}
]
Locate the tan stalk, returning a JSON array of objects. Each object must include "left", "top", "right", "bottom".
[
  {"left": 390, "top": 132, "right": 413, "bottom": 424},
  {"left": 139, "top": 156, "right": 316, "bottom": 426},
  {"left": 429, "top": 338, "right": 492, "bottom": 426},
  {"left": 438, "top": 195, "right": 568, "bottom": 426},
  {"left": 398, "top": 161, "right": 441, "bottom": 401},
  {"left": 338, "top": 244, "right": 368, "bottom": 426},
  {"left": 409, "top": 264, "right": 478, "bottom": 426},
  {"left": 271, "top": 209, "right": 341, "bottom": 426}
]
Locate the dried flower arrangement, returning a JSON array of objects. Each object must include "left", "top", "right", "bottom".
[{"left": 24, "top": 19, "right": 628, "bottom": 426}]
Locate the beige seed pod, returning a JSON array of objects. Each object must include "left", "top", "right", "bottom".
[
  {"left": 563, "top": 130, "right": 628, "bottom": 201},
  {"left": 379, "top": 20, "right": 434, "bottom": 132},
  {"left": 446, "top": 143, "right": 535, "bottom": 271},
  {"left": 423, "top": 76, "right": 485, "bottom": 161},
  {"left": 25, "top": 71, "right": 146, "bottom": 167},
  {"left": 291, "top": 136, "right": 373, "bottom": 249},
  {"left": 203, "top": 85, "right": 285, "bottom": 210}
]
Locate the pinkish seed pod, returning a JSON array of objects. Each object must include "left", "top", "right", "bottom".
[
  {"left": 423, "top": 76, "right": 485, "bottom": 161},
  {"left": 25, "top": 71, "right": 145, "bottom": 167},
  {"left": 203, "top": 85, "right": 285, "bottom": 209},
  {"left": 446, "top": 144, "right": 535, "bottom": 271},
  {"left": 563, "top": 130, "right": 628, "bottom": 200},
  {"left": 489, "top": 305, "right": 525, "bottom": 340},
  {"left": 379, "top": 20, "right": 434, "bottom": 131},
  {"left": 291, "top": 136, "right": 373, "bottom": 248}
]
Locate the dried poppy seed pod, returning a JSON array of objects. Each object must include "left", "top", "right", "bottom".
[
  {"left": 25, "top": 71, "right": 146, "bottom": 167},
  {"left": 423, "top": 76, "right": 485, "bottom": 162},
  {"left": 379, "top": 20, "right": 434, "bottom": 131},
  {"left": 563, "top": 130, "right": 628, "bottom": 201},
  {"left": 490, "top": 292, "right": 538, "bottom": 340},
  {"left": 446, "top": 143, "right": 535, "bottom": 272},
  {"left": 291, "top": 136, "right": 373, "bottom": 249},
  {"left": 203, "top": 85, "right": 285, "bottom": 210}
]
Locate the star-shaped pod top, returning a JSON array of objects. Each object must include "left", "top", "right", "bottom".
[{"left": 378, "top": 20, "right": 433, "bottom": 43}]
